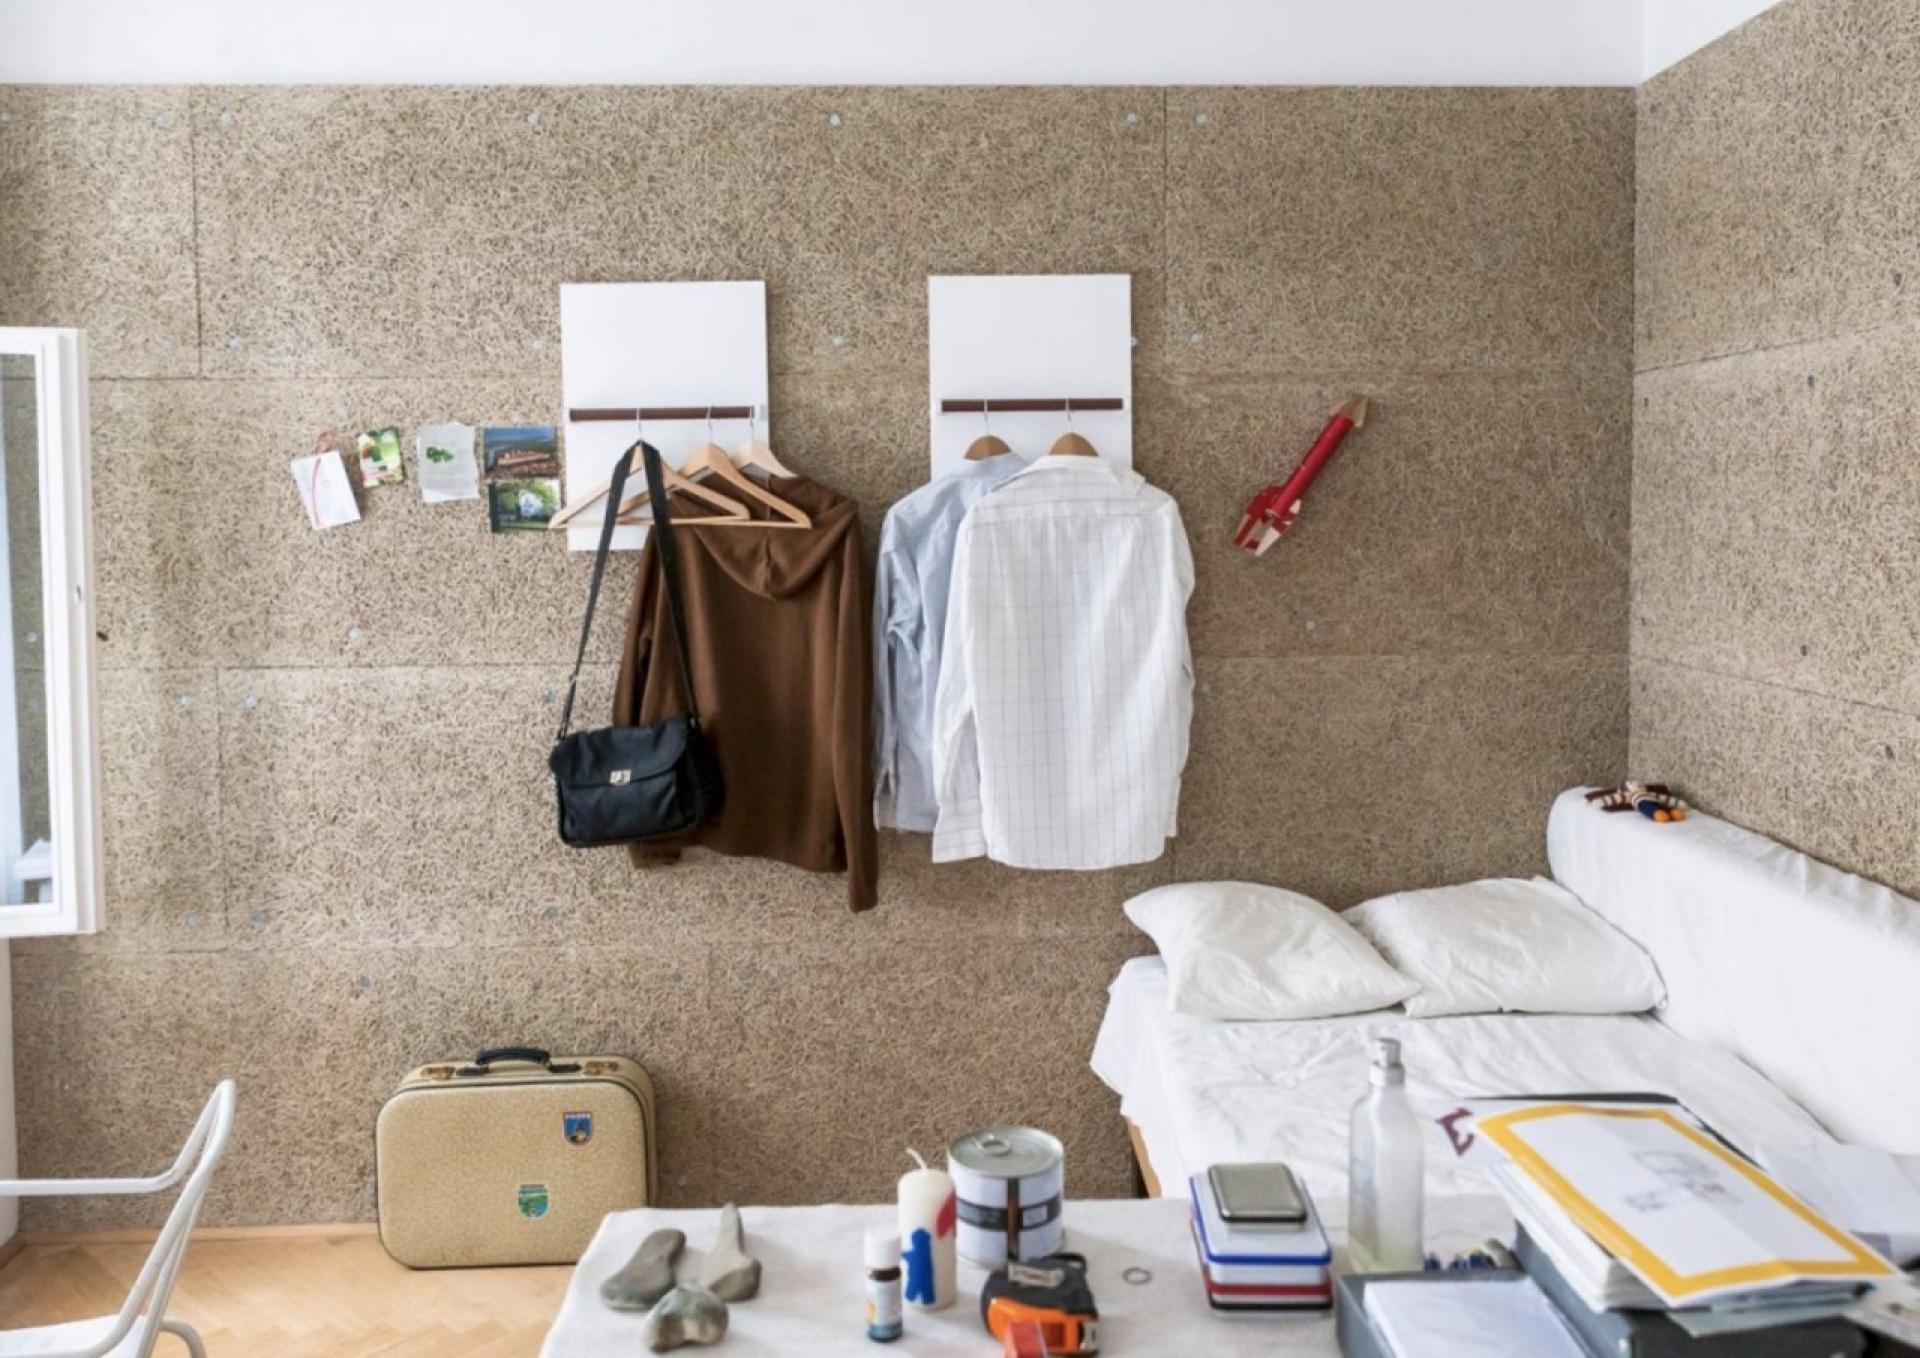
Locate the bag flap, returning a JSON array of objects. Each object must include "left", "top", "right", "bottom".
[{"left": 549, "top": 719, "right": 692, "bottom": 785}]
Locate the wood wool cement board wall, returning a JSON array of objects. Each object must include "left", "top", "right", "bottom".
[
  {"left": 1632, "top": 0, "right": 1920, "bottom": 899},
  {"left": 0, "top": 84, "right": 1632, "bottom": 1228}
]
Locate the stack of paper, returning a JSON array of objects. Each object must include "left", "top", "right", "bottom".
[
  {"left": 1487, "top": 1160, "right": 1660, "bottom": 1311},
  {"left": 1759, "top": 1142, "right": 1920, "bottom": 1265},
  {"left": 1453, "top": 1100, "right": 1898, "bottom": 1314},
  {"left": 1363, "top": 1278, "right": 1587, "bottom": 1358}
]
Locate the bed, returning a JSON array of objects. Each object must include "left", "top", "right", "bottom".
[
  {"left": 1094, "top": 785, "right": 1920, "bottom": 1219},
  {"left": 1092, "top": 954, "right": 1833, "bottom": 1209}
]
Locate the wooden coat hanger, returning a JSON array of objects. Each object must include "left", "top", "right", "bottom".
[
  {"left": 964, "top": 405, "right": 1013, "bottom": 461},
  {"left": 1050, "top": 400, "right": 1098, "bottom": 457},
  {"left": 671, "top": 409, "right": 811, "bottom": 529},
  {"left": 734, "top": 407, "right": 799, "bottom": 479},
  {"left": 548, "top": 435, "right": 749, "bottom": 532}
]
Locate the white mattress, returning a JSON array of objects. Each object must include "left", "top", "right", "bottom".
[{"left": 1092, "top": 956, "right": 1834, "bottom": 1208}]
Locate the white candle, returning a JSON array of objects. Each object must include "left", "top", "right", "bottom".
[{"left": 898, "top": 1149, "right": 957, "bottom": 1311}]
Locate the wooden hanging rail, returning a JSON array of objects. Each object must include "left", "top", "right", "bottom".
[
  {"left": 940, "top": 398, "right": 1125, "bottom": 414},
  {"left": 568, "top": 404, "right": 758, "bottom": 423}
]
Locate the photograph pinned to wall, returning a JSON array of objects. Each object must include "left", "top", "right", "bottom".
[
  {"left": 357, "top": 426, "right": 406, "bottom": 486},
  {"left": 489, "top": 478, "right": 562, "bottom": 533},
  {"left": 290, "top": 430, "right": 362, "bottom": 531},
  {"left": 415, "top": 421, "right": 480, "bottom": 503},
  {"left": 482, "top": 425, "right": 561, "bottom": 479}
]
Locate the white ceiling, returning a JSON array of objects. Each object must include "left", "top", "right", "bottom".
[{"left": 0, "top": 0, "right": 1785, "bottom": 87}]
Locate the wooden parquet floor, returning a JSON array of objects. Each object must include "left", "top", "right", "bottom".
[{"left": 0, "top": 1229, "right": 570, "bottom": 1357}]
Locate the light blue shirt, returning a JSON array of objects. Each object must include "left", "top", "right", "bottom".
[{"left": 873, "top": 456, "right": 1023, "bottom": 831}]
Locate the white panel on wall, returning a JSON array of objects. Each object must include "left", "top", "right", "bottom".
[
  {"left": 927, "top": 275, "right": 1133, "bottom": 480},
  {"left": 1642, "top": 0, "right": 1789, "bottom": 76},
  {"left": 0, "top": 0, "right": 1645, "bottom": 87},
  {"left": 558, "top": 281, "right": 770, "bottom": 553}
]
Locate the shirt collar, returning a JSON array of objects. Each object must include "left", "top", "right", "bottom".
[
  {"left": 1007, "top": 453, "right": 1145, "bottom": 487},
  {"left": 954, "top": 455, "right": 1022, "bottom": 481}
]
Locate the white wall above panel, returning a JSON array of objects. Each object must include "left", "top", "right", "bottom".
[
  {"left": 0, "top": 0, "right": 1646, "bottom": 86},
  {"left": 1643, "top": 0, "right": 1790, "bottom": 77}
]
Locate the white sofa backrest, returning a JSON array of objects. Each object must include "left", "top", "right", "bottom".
[{"left": 1547, "top": 787, "right": 1920, "bottom": 1152}]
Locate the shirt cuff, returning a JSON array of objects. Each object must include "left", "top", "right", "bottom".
[{"left": 932, "top": 799, "right": 987, "bottom": 862}]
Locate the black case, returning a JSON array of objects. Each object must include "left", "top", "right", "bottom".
[{"left": 1516, "top": 1227, "right": 1868, "bottom": 1358}]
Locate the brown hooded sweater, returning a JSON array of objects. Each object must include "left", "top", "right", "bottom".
[{"left": 613, "top": 473, "right": 876, "bottom": 912}]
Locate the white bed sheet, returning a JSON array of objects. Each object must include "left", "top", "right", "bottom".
[{"left": 1091, "top": 956, "right": 1834, "bottom": 1206}]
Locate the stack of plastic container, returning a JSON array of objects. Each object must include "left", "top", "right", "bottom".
[{"left": 1187, "top": 1170, "right": 1335, "bottom": 1313}]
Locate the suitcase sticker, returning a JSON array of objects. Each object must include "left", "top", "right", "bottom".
[
  {"left": 517, "top": 1183, "right": 551, "bottom": 1220},
  {"left": 564, "top": 1111, "right": 594, "bottom": 1145}
]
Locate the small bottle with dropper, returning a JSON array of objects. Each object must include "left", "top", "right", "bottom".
[
  {"left": 1347, "top": 1036, "right": 1425, "bottom": 1273},
  {"left": 863, "top": 1226, "right": 904, "bottom": 1342}
]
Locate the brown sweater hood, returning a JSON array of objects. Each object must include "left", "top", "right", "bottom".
[{"left": 613, "top": 475, "right": 876, "bottom": 911}]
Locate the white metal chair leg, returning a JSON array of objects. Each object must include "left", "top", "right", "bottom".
[{"left": 159, "top": 1318, "right": 206, "bottom": 1358}]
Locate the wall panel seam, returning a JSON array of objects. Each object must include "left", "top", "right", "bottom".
[
  {"left": 1633, "top": 314, "right": 1920, "bottom": 380},
  {"left": 1632, "top": 652, "right": 1920, "bottom": 722}
]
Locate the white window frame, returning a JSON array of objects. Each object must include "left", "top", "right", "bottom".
[{"left": 0, "top": 327, "right": 102, "bottom": 938}]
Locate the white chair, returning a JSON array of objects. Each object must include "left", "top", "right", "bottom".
[{"left": 0, "top": 1081, "right": 236, "bottom": 1358}]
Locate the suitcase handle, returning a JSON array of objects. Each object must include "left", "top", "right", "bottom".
[{"left": 456, "top": 1047, "right": 581, "bottom": 1077}]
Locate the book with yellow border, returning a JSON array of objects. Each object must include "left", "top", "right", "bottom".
[{"left": 1474, "top": 1103, "right": 1896, "bottom": 1307}]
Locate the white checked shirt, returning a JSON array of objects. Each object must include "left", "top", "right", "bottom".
[{"left": 931, "top": 455, "right": 1195, "bottom": 868}]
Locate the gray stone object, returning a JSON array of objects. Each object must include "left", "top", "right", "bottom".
[
  {"left": 700, "top": 1202, "right": 763, "bottom": 1302},
  {"left": 599, "top": 1227, "right": 685, "bottom": 1311},
  {"left": 641, "top": 1286, "right": 729, "bottom": 1353}
]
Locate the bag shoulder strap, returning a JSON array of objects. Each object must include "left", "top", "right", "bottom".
[{"left": 556, "top": 440, "right": 703, "bottom": 739}]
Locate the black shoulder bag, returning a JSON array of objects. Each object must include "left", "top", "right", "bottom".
[{"left": 548, "top": 439, "right": 724, "bottom": 847}]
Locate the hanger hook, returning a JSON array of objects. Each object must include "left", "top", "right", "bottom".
[
  {"left": 1064, "top": 398, "right": 1075, "bottom": 432},
  {"left": 981, "top": 401, "right": 993, "bottom": 437},
  {"left": 705, "top": 405, "right": 715, "bottom": 443}
]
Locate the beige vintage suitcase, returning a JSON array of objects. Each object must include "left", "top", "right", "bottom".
[{"left": 376, "top": 1046, "right": 656, "bottom": 1268}]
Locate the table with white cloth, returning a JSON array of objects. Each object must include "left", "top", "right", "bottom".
[{"left": 540, "top": 1197, "right": 1507, "bottom": 1356}]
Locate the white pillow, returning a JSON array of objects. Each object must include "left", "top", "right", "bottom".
[
  {"left": 1123, "top": 881, "right": 1419, "bottom": 1020},
  {"left": 1344, "top": 877, "right": 1665, "bottom": 1019}
]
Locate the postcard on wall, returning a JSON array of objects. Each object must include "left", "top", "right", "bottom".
[
  {"left": 357, "top": 426, "right": 406, "bottom": 486},
  {"left": 290, "top": 435, "right": 362, "bottom": 532},
  {"left": 489, "top": 477, "right": 562, "bottom": 533},
  {"left": 415, "top": 421, "right": 480, "bottom": 503},
  {"left": 482, "top": 424, "right": 561, "bottom": 479}
]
